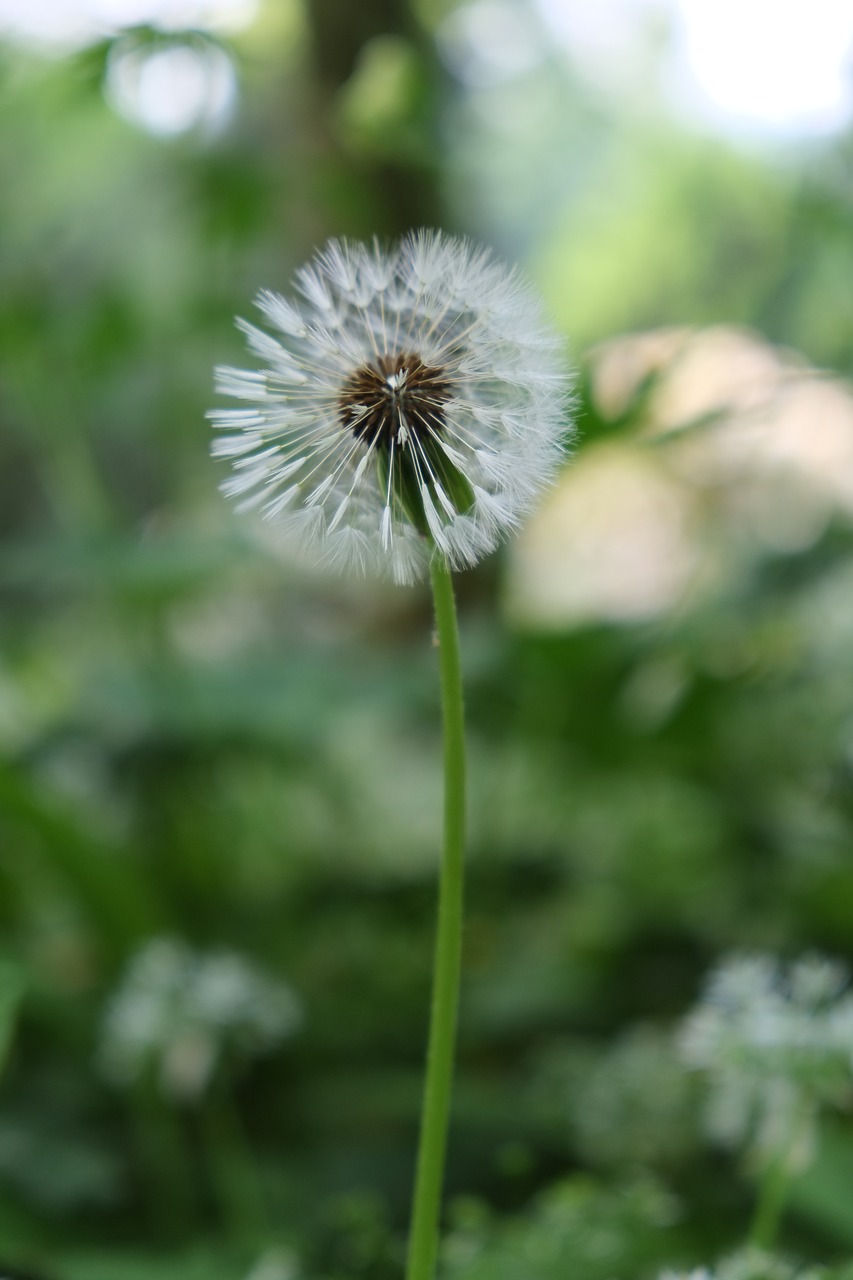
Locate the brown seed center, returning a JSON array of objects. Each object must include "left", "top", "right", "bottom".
[{"left": 338, "top": 352, "right": 452, "bottom": 450}]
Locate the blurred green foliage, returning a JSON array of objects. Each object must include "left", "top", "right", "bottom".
[{"left": 3, "top": 1, "right": 853, "bottom": 1278}]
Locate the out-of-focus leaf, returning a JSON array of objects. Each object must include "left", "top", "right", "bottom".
[
  {"left": 0, "top": 768, "right": 161, "bottom": 950},
  {"left": 0, "top": 957, "right": 26, "bottom": 1077},
  {"left": 0, "top": 1115, "right": 123, "bottom": 1212},
  {"left": 789, "top": 1120, "right": 853, "bottom": 1248},
  {"left": 0, "top": 531, "right": 254, "bottom": 601},
  {"left": 59, "top": 1249, "right": 242, "bottom": 1280}
]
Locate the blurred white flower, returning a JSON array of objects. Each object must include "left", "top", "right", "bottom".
[
  {"left": 243, "top": 1246, "right": 299, "bottom": 1280},
  {"left": 210, "top": 230, "right": 571, "bottom": 585},
  {"left": 569, "top": 1024, "right": 701, "bottom": 1170},
  {"left": 680, "top": 954, "right": 853, "bottom": 1167},
  {"left": 660, "top": 1269, "right": 712, "bottom": 1280},
  {"left": 660, "top": 1247, "right": 824, "bottom": 1280},
  {"left": 99, "top": 937, "right": 301, "bottom": 1102}
]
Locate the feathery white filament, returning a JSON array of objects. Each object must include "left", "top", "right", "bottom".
[{"left": 209, "top": 229, "right": 572, "bottom": 584}]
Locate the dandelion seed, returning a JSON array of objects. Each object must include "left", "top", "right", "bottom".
[{"left": 210, "top": 230, "right": 572, "bottom": 585}]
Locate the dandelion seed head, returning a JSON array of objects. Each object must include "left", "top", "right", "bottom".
[{"left": 210, "top": 230, "right": 572, "bottom": 584}]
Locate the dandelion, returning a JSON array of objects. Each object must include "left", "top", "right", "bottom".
[
  {"left": 210, "top": 230, "right": 572, "bottom": 1280},
  {"left": 210, "top": 230, "right": 570, "bottom": 584}
]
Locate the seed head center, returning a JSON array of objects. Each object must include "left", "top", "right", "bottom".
[{"left": 338, "top": 352, "right": 452, "bottom": 451}]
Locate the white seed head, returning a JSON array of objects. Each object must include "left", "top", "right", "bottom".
[{"left": 209, "top": 230, "right": 572, "bottom": 584}]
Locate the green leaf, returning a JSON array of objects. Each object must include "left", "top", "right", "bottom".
[
  {"left": 0, "top": 956, "right": 26, "bottom": 1078},
  {"left": 58, "top": 1251, "right": 242, "bottom": 1280},
  {"left": 788, "top": 1120, "right": 853, "bottom": 1248}
]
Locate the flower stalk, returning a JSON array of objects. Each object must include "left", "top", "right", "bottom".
[
  {"left": 748, "top": 1151, "right": 791, "bottom": 1252},
  {"left": 406, "top": 555, "right": 467, "bottom": 1280},
  {"left": 748, "top": 1101, "right": 812, "bottom": 1250},
  {"left": 210, "top": 230, "right": 571, "bottom": 1276}
]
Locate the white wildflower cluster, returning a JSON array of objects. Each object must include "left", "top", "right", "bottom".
[
  {"left": 659, "top": 1246, "right": 825, "bottom": 1280},
  {"left": 243, "top": 1246, "right": 298, "bottom": 1280},
  {"left": 99, "top": 937, "right": 301, "bottom": 1103},
  {"left": 210, "top": 230, "right": 571, "bottom": 585},
  {"left": 569, "top": 1025, "right": 700, "bottom": 1170},
  {"left": 680, "top": 954, "right": 853, "bottom": 1165}
]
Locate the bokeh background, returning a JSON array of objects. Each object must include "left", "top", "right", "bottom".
[{"left": 3, "top": 1, "right": 853, "bottom": 1277}]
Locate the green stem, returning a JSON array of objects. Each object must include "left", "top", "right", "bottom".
[
  {"left": 749, "top": 1152, "right": 790, "bottom": 1250},
  {"left": 198, "top": 1073, "right": 269, "bottom": 1248},
  {"left": 131, "top": 1079, "right": 197, "bottom": 1240},
  {"left": 406, "top": 556, "right": 467, "bottom": 1280},
  {"left": 748, "top": 1105, "right": 812, "bottom": 1249}
]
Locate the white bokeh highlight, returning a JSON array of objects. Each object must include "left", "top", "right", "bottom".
[
  {"left": 0, "top": 0, "right": 256, "bottom": 50},
  {"left": 537, "top": 0, "right": 853, "bottom": 137},
  {"left": 106, "top": 38, "right": 237, "bottom": 135}
]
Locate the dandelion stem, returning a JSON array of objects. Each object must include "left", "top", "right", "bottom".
[{"left": 406, "top": 556, "right": 467, "bottom": 1280}]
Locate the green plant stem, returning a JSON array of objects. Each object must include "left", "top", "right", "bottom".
[
  {"left": 131, "top": 1080, "right": 197, "bottom": 1240},
  {"left": 748, "top": 1104, "right": 813, "bottom": 1249},
  {"left": 749, "top": 1152, "right": 791, "bottom": 1250},
  {"left": 199, "top": 1074, "right": 269, "bottom": 1248},
  {"left": 406, "top": 556, "right": 467, "bottom": 1280}
]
